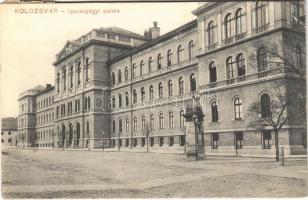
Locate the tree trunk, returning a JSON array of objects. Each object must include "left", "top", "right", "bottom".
[{"left": 275, "top": 130, "right": 279, "bottom": 161}]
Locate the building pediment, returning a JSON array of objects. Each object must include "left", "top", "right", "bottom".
[{"left": 56, "top": 41, "right": 80, "bottom": 61}]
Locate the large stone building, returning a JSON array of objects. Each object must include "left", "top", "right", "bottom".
[
  {"left": 1, "top": 117, "right": 18, "bottom": 146},
  {"left": 17, "top": 2, "right": 306, "bottom": 156}
]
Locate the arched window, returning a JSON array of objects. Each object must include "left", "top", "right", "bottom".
[
  {"left": 226, "top": 56, "right": 234, "bottom": 79},
  {"left": 179, "top": 77, "right": 184, "bottom": 95},
  {"left": 118, "top": 94, "right": 122, "bottom": 108},
  {"left": 257, "top": 47, "right": 268, "bottom": 71},
  {"left": 168, "top": 80, "right": 173, "bottom": 97},
  {"left": 140, "top": 60, "right": 144, "bottom": 75},
  {"left": 84, "top": 97, "right": 87, "bottom": 110},
  {"left": 148, "top": 57, "right": 153, "bottom": 72},
  {"left": 111, "top": 72, "right": 115, "bottom": 85},
  {"left": 157, "top": 53, "right": 162, "bottom": 69},
  {"left": 150, "top": 114, "right": 154, "bottom": 130},
  {"left": 235, "top": 8, "right": 244, "bottom": 36},
  {"left": 112, "top": 120, "right": 115, "bottom": 133},
  {"left": 85, "top": 57, "right": 90, "bottom": 82},
  {"left": 119, "top": 119, "right": 122, "bottom": 132},
  {"left": 188, "top": 40, "right": 194, "bottom": 59},
  {"left": 149, "top": 85, "right": 154, "bottom": 101},
  {"left": 112, "top": 96, "right": 116, "bottom": 108},
  {"left": 133, "top": 117, "right": 137, "bottom": 131},
  {"left": 224, "top": 13, "right": 232, "bottom": 39},
  {"left": 69, "top": 65, "right": 74, "bottom": 88},
  {"left": 167, "top": 49, "right": 172, "bottom": 66},
  {"left": 234, "top": 98, "right": 243, "bottom": 120},
  {"left": 190, "top": 73, "right": 196, "bottom": 92},
  {"left": 293, "top": 1, "right": 304, "bottom": 24},
  {"left": 236, "top": 53, "right": 246, "bottom": 76},
  {"left": 177, "top": 45, "right": 184, "bottom": 63},
  {"left": 125, "top": 118, "right": 129, "bottom": 132},
  {"left": 158, "top": 82, "right": 163, "bottom": 99},
  {"left": 87, "top": 97, "right": 90, "bottom": 109},
  {"left": 76, "top": 60, "right": 81, "bottom": 85},
  {"left": 209, "top": 62, "right": 217, "bottom": 83},
  {"left": 133, "top": 89, "right": 137, "bottom": 104},
  {"left": 141, "top": 116, "right": 145, "bottom": 130},
  {"left": 180, "top": 110, "right": 185, "bottom": 127},
  {"left": 132, "top": 64, "right": 137, "bottom": 78},
  {"left": 118, "top": 69, "right": 122, "bottom": 83},
  {"left": 125, "top": 92, "right": 129, "bottom": 106},
  {"left": 159, "top": 113, "right": 164, "bottom": 129},
  {"left": 141, "top": 87, "right": 145, "bottom": 102},
  {"left": 125, "top": 67, "right": 129, "bottom": 80},
  {"left": 62, "top": 68, "right": 67, "bottom": 91},
  {"left": 211, "top": 101, "right": 219, "bottom": 122},
  {"left": 56, "top": 73, "right": 60, "bottom": 93},
  {"left": 169, "top": 112, "right": 174, "bottom": 128},
  {"left": 295, "top": 45, "right": 303, "bottom": 68},
  {"left": 260, "top": 93, "right": 271, "bottom": 118},
  {"left": 256, "top": 1, "right": 267, "bottom": 28},
  {"left": 208, "top": 21, "right": 216, "bottom": 45}
]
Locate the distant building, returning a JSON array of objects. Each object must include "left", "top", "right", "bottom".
[
  {"left": 1, "top": 117, "right": 18, "bottom": 146},
  {"left": 17, "top": 2, "right": 306, "bottom": 156}
]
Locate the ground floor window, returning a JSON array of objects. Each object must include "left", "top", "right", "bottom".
[
  {"left": 159, "top": 137, "right": 164, "bottom": 147},
  {"left": 169, "top": 136, "right": 174, "bottom": 146},
  {"left": 235, "top": 132, "right": 243, "bottom": 149},
  {"left": 262, "top": 131, "right": 271, "bottom": 149},
  {"left": 180, "top": 135, "right": 185, "bottom": 146},
  {"left": 111, "top": 139, "right": 115, "bottom": 147},
  {"left": 141, "top": 138, "right": 145, "bottom": 147},
  {"left": 150, "top": 137, "right": 154, "bottom": 147},
  {"left": 212, "top": 133, "right": 219, "bottom": 149},
  {"left": 119, "top": 139, "right": 122, "bottom": 147},
  {"left": 302, "top": 132, "right": 307, "bottom": 148},
  {"left": 133, "top": 138, "right": 137, "bottom": 147},
  {"left": 125, "top": 139, "right": 129, "bottom": 147}
]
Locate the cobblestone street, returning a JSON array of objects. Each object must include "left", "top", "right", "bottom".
[{"left": 2, "top": 147, "right": 307, "bottom": 198}]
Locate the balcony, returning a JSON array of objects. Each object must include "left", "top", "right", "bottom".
[
  {"left": 235, "top": 32, "right": 247, "bottom": 41},
  {"left": 203, "top": 68, "right": 283, "bottom": 90},
  {"left": 223, "top": 37, "right": 234, "bottom": 45},
  {"left": 253, "top": 23, "right": 270, "bottom": 34},
  {"left": 207, "top": 43, "right": 217, "bottom": 51}
]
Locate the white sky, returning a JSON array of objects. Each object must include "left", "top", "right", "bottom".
[{"left": 0, "top": 2, "right": 200, "bottom": 118}]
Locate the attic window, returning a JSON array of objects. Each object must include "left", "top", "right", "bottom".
[
  {"left": 107, "top": 34, "right": 116, "bottom": 40},
  {"left": 119, "top": 36, "right": 130, "bottom": 42},
  {"left": 96, "top": 32, "right": 105, "bottom": 38}
]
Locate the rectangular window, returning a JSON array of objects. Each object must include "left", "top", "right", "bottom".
[
  {"left": 212, "top": 133, "right": 219, "bottom": 149},
  {"left": 180, "top": 135, "right": 185, "bottom": 146},
  {"left": 235, "top": 131, "right": 243, "bottom": 149},
  {"left": 125, "top": 139, "right": 129, "bottom": 147},
  {"left": 150, "top": 137, "right": 154, "bottom": 147},
  {"left": 141, "top": 138, "right": 145, "bottom": 147},
  {"left": 133, "top": 138, "right": 137, "bottom": 147},
  {"left": 262, "top": 130, "right": 271, "bottom": 149},
  {"left": 169, "top": 136, "right": 174, "bottom": 146},
  {"left": 159, "top": 137, "right": 164, "bottom": 147}
]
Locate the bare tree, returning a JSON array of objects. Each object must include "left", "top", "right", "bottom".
[
  {"left": 247, "top": 37, "right": 306, "bottom": 161},
  {"left": 247, "top": 87, "right": 290, "bottom": 161}
]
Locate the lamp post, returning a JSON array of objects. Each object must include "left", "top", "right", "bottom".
[{"left": 183, "top": 94, "right": 204, "bottom": 161}]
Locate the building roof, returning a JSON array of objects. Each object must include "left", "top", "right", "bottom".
[
  {"left": 1, "top": 117, "right": 17, "bottom": 131},
  {"left": 97, "top": 26, "right": 147, "bottom": 40},
  {"left": 108, "top": 19, "right": 197, "bottom": 64},
  {"left": 18, "top": 84, "right": 54, "bottom": 100}
]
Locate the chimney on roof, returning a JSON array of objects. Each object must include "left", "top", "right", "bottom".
[
  {"left": 150, "top": 21, "right": 160, "bottom": 39},
  {"left": 46, "top": 84, "right": 52, "bottom": 89},
  {"left": 145, "top": 21, "right": 160, "bottom": 39}
]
